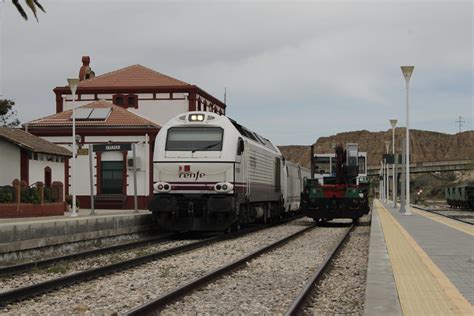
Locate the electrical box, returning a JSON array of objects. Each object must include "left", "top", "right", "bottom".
[{"left": 127, "top": 157, "right": 141, "bottom": 170}]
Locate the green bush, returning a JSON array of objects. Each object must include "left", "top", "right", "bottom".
[
  {"left": 44, "top": 187, "right": 53, "bottom": 202},
  {"left": 0, "top": 186, "right": 14, "bottom": 203},
  {"left": 20, "top": 187, "right": 41, "bottom": 204}
]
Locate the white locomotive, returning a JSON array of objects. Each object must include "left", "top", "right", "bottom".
[{"left": 150, "top": 112, "right": 310, "bottom": 231}]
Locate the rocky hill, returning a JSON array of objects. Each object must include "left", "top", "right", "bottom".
[{"left": 278, "top": 129, "right": 473, "bottom": 168}]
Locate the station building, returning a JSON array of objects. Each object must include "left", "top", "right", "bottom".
[
  {"left": 53, "top": 56, "right": 226, "bottom": 126},
  {"left": 25, "top": 56, "right": 226, "bottom": 210},
  {"left": 26, "top": 100, "right": 159, "bottom": 209},
  {"left": 0, "top": 127, "right": 71, "bottom": 190}
]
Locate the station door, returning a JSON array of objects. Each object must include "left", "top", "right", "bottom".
[{"left": 101, "top": 161, "right": 123, "bottom": 194}]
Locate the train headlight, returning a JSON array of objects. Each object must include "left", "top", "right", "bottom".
[
  {"left": 214, "top": 182, "right": 233, "bottom": 192},
  {"left": 189, "top": 114, "right": 205, "bottom": 122},
  {"left": 154, "top": 182, "right": 171, "bottom": 193}
]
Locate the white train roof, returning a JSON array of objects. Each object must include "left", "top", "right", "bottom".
[{"left": 160, "top": 111, "right": 281, "bottom": 155}]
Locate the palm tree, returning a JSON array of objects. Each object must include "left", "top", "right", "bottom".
[{"left": 12, "top": 0, "right": 46, "bottom": 21}]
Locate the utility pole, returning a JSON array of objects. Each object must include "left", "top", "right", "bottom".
[{"left": 455, "top": 116, "right": 465, "bottom": 133}]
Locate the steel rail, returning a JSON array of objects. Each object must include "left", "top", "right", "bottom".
[
  {"left": 0, "top": 216, "right": 302, "bottom": 307},
  {"left": 0, "top": 233, "right": 177, "bottom": 277},
  {"left": 285, "top": 224, "right": 354, "bottom": 316},
  {"left": 412, "top": 205, "right": 473, "bottom": 225},
  {"left": 125, "top": 224, "right": 316, "bottom": 316}
]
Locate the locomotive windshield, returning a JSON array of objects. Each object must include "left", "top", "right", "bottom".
[{"left": 165, "top": 127, "right": 224, "bottom": 151}]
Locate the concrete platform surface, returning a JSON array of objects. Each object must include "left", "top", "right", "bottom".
[
  {"left": 0, "top": 209, "right": 154, "bottom": 254},
  {"left": 0, "top": 209, "right": 150, "bottom": 225},
  {"left": 364, "top": 206, "right": 402, "bottom": 316},
  {"left": 386, "top": 202, "right": 474, "bottom": 308},
  {"left": 364, "top": 200, "right": 473, "bottom": 316}
]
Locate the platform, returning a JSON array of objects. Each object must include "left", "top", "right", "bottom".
[
  {"left": 364, "top": 199, "right": 473, "bottom": 316},
  {"left": 0, "top": 209, "right": 153, "bottom": 254}
]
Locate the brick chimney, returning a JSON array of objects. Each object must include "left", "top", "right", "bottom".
[{"left": 78, "top": 56, "right": 95, "bottom": 81}]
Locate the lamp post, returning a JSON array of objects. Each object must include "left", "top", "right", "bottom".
[
  {"left": 381, "top": 160, "right": 385, "bottom": 201},
  {"left": 390, "top": 119, "right": 398, "bottom": 207},
  {"left": 67, "top": 78, "right": 80, "bottom": 217},
  {"left": 380, "top": 161, "right": 383, "bottom": 200},
  {"left": 401, "top": 66, "right": 414, "bottom": 215},
  {"left": 385, "top": 140, "right": 390, "bottom": 203}
]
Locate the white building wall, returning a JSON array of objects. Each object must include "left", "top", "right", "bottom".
[
  {"left": 51, "top": 135, "right": 150, "bottom": 197},
  {"left": 128, "top": 99, "right": 188, "bottom": 126},
  {"left": 0, "top": 139, "right": 20, "bottom": 185},
  {"left": 62, "top": 96, "right": 188, "bottom": 127},
  {"left": 40, "top": 136, "right": 76, "bottom": 144},
  {"left": 63, "top": 100, "right": 94, "bottom": 111},
  {"left": 97, "top": 94, "right": 113, "bottom": 99},
  {"left": 29, "top": 159, "right": 65, "bottom": 187}
]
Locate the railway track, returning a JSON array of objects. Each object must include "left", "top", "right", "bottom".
[
  {"left": 285, "top": 224, "right": 353, "bottom": 315},
  {"left": 412, "top": 205, "right": 474, "bottom": 225},
  {"left": 0, "top": 216, "right": 303, "bottom": 308},
  {"left": 0, "top": 233, "right": 177, "bottom": 277},
  {"left": 125, "top": 222, "right": 354, "bottom": 315}
]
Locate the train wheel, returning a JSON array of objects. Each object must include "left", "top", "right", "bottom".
[
  {"left": 226, "top": 218, "right": 241, "bottom": 233},
  {"left": 315, "top": 218, "right": 327, "bottom": 226}
]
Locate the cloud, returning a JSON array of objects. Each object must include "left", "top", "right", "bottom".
[{"left": 0, "top": 0, "right": 472, "bottom": 145}]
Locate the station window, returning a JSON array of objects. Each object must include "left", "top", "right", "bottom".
[
  {"left": 113, "top": 94, "right": 124, "bottom": 106},
  {"left": 127, "top": 94, "right": 138, "bottom": 108},
  {"left": 113, "top": 94, "right": 138, "bottom": 109}
]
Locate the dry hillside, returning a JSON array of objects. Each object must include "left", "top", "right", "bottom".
[{"left": 278, "top": 129, "right": 473, "bottom": 168}]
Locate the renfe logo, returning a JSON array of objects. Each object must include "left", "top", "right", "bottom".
[
  {"left": 178, "top": 165, "right": 205, "bottom": 181},
  {"left": 179, "top": 165, "right": 190, "bottom": 172}
]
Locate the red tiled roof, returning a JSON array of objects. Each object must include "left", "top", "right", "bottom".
[
  {"left": 77, "top": 64, "right": 191, "bottom": 88},
  {"left": 27, "top": 100, "right": 161, "bottom": 128},
  {"left": 0, "top": 127, "right": 72, "bottom": 157}
]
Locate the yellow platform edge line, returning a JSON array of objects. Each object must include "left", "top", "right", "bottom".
[
  {"left": 410, "top": 207, "right": 474, "bottom": 236},
  {"left": 376, "top": 200, "right": 473, "bottom": 316}
]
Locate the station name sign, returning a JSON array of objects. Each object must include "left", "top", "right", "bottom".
[{"left": 93, "top": 143, "right": 132, "bottom": 152}]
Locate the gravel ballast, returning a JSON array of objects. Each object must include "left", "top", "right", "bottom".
[
  {"left": 3, "top": 218, "right": 314, "bottom": 315},
  {"left": 161, "top": 225, "right": 348, "bottom": 315},
  {"left": 303, "top": 216, "right": 371, "bottom": 315},
  {"left": 0, "top": 238, "right": 197, "bottom": 293}
]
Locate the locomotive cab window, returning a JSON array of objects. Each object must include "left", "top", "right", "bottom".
[{"left": 166, "top": 127, "right": 224, "bottom": 151}]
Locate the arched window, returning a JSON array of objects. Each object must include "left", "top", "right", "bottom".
[{"left": 44, "top": 167, "right": 52, "bottom": 187}]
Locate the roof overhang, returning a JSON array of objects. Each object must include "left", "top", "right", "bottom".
[{"left": 53, "top": 85, "right": 226, "bottom": 109}]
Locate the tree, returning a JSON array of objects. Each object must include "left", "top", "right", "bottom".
[
  {"left": 12, "top": 0, "right": 45, "bottom": 21},
  {"left": 0, "top": 99, "right": 20, "bottom": 127}
]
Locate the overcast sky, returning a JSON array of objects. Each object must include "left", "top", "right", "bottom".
[{"left": 0, "top": 0, "right": 472, "bottom": 145}]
